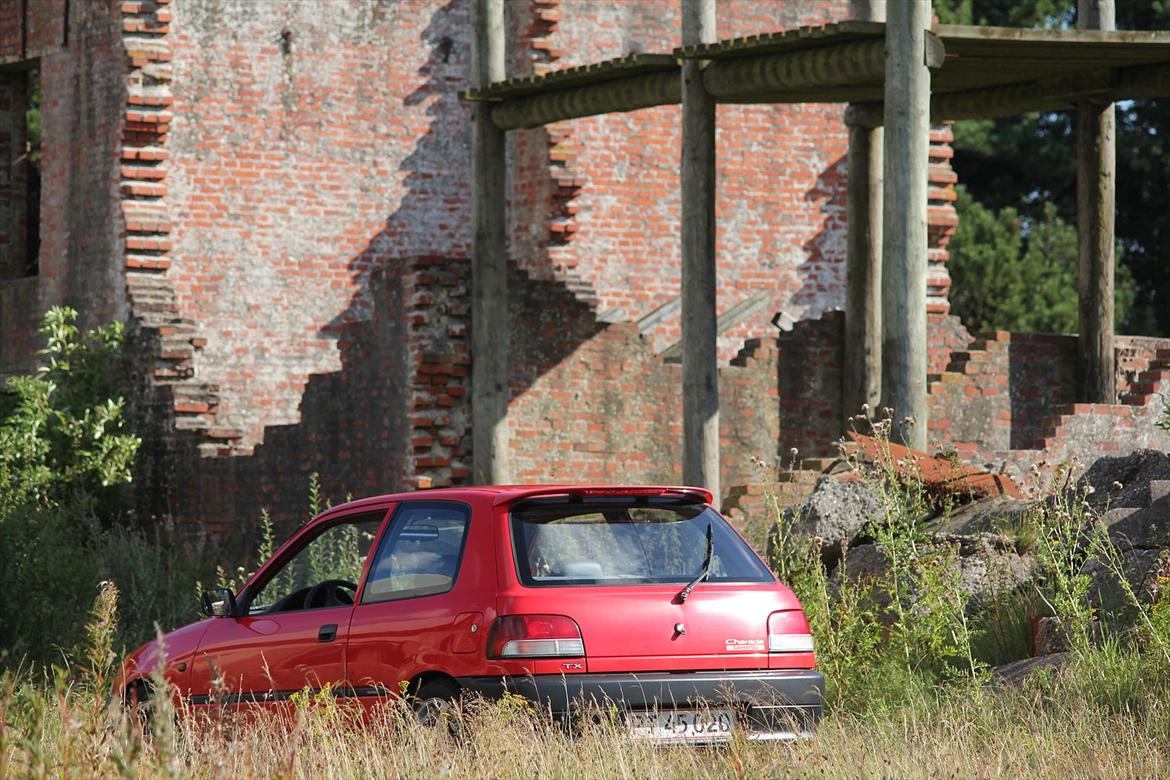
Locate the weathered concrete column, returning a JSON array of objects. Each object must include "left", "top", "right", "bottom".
[
  {"left": 843, "top": 0, "right": 885, "bottom": 429},
  {"left": 1077, "top": 0, "right": 1116, "bottom": 403},
  {"left": 471, "top": 0, "right": 510, "bottom": 484},
  {"left": 880, "top": 0, "right": 931, "bottom": 448},
  {"left": 681, "top": 0, "right": 719, "bottom": 499}
]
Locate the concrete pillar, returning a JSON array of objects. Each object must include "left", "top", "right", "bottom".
[
  {"left": 880, "top": 0, "right": 931, "bottom": 448},
  {"left": 681, "top": 0, "right": 719, "bottom": 499},
  {"left": 471, "top": 0, "right": 510, "bottom": 484},
  {"left": 1077, "top": 0, "right": 1117, "bottom": 403},
  {"left": 843, "top": 0, "right": 885, "bottom": 429}
]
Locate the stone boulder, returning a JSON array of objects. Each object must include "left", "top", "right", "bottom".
[
  {"left": 1079, "top": 449, "right": 1170, "bottom": 515},
  {"left": 1098, "top": 479, "right": 1170, "bottom": 551},
  {"left": 838, "top": 532, "right": 1033, "bottom": 606},
  {"left": 769, "top": 475, "right": 883, "bottom": 566},
  {"left": 990, "top": 652, "right": 1070, "bottom": 687},
  {"left": 926, "top": 495, "right": 1038, "bottom": 539},
  {"left": 1081, "top": 546, "right": 1170, "bottom": 614}
]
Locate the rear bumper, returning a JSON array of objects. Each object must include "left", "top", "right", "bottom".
[{"left": 456, "top": 669, "right": 824, "bottom": 739}]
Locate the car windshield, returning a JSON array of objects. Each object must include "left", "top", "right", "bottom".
[{"left": 510, "top": 496, "right": 774, "bottom": 587}]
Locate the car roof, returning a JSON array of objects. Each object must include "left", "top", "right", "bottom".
[{"left": 316, "top": 485, "right": 715, "bottom": 518}]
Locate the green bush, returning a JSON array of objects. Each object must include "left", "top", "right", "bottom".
[
  {"left": 767, "top": 423, "right": 1170, "bottom": 717},
  {"left": 0, "top": 307, "right": 139, "bottom": 516},
  {"left": 0, "top": 308, "right": 212, "bottom": 670},
  {"left": 948, "top": 188, "right": 1135, "bottom": 335}
]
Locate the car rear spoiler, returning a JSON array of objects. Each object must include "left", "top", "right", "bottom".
[{"left": 493, "top": 486, "right": 714, "bottom": 507}]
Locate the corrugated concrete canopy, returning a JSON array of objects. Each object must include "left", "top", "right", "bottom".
[
  {"left": 462, "top": 53, "right": 678, "bottom": 101},
  {"left": 463, "top": 21, "right": 1170, "bottom": 129}
]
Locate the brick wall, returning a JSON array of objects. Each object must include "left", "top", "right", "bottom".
[
  {"left": 928, "top": 331, "right": 1170, "bottom": 474},
  {"left": 538, "top": 0, "right": 852, "bottom": 362},
  {"left": 0, "top": 71, "right": 32, "bottom": 280},
  {"left": 163, "top": 0, "right": 471, "bottom": 451},
  {"left": 137, "top": 0, "right": 864, "bottom": 530},
  {"left": 506, "top": 258, "right": 780, "bottom": 491},
  {"left": 158, "top": 264, "right": 413, "bottom": 537},
  {"left": 16, "top": 0, "right": 1164, "bottom": 541},
  {"left": 1, "top": 0, "right": 127, "bottom": 379}
]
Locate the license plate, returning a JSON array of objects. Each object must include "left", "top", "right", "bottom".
[{"left": 627, "top": 708, "right": 735, "bottom": 743}]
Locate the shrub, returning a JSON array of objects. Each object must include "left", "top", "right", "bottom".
[
  {"left": 0, "top": 503, "right": 210, "bottom": 668},
  {"left": 0, "top": 308, "right": 212, "bottom": 670},
  {"left": 0, "top": 307, "right": 139, "bottom": 516}
]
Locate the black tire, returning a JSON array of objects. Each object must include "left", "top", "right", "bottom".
[
  {"left": 123, "top": 679, "right": 155, "bottom": 730},
  {"left": 413, "top": 679, "right": 461, "bottom": 729}
]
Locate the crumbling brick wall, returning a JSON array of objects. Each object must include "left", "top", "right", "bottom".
[
  {"left": 20, "top": 0, "right": 1162, "bottom": 540},
  {"left": 163, "top": 0, "right": 471, "bottom": 450},
  {"left": 0, "top": 0, "right": 127, "bottom": 378},
  {"left": 522, "top": 0, "right": 851, "bottom": 362},
  {"left": 146, "top": 0, "right": 861, "bottom": 530}
]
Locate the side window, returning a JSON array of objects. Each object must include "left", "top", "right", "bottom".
[
  {"left": 249, "top": 513, "right": 384, "bottom": 614},
  {"left": 362, "top": 502, "right": 471, "bottom": 604}
]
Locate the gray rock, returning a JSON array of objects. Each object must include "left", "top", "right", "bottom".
[
  {"left": 1081, "top": 547, "right": 1170, "bottom": 614},
  {"left": 1103, "top": 480, "right": 1170, "bottom": 550},
  {"left": 838, "top": 542, "right": 888, "bottom": 582},
  {"left": 934, "top": 532, "right": 1034, "bottom": 600},
  {"left": 990, "top": 653, "right": 1070, "bottom": 687},
  {"left": 1079, "top": 450, "right": 1170, "bottom": 513},
  {"left": 927, "top": 496, "right": 1038, "bottom": 540},
  {"left": 770, "top": 475, "right": 883, "bottom": 565},
  {"left": 838, "top": 533, "right": 1033, "bottom": 605}
]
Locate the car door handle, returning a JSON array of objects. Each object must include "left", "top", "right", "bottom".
[{"left": 318, "top": 624, "right": 338, "bottom": 643}]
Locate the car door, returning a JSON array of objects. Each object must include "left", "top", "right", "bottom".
[
  {"left": 188, "top": 508, "right": 390, "bottom": 711},
  {"left": 346, "top": 499, "right": 495, "bottom": 704}
]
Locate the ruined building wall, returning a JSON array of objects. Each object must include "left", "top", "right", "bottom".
[
  {"left": 132, "top": 0, "right": 475, "bottom": 529},
  {"left": 149, "top": 0, "right": 861, "bottom": 530},
  {"left": 505, "top": 0, "right": 852, "bottom": 487},
  {"left": 15, "top": 0, "right": 1163, "bottom": 539},
  {"left": 513, "top": 0, "right": 851, "bottom": 360},
  {"left": 1, "top": 0, "right": 126, "bottom": 379}
]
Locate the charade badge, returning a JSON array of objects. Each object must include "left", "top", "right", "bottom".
[{"left": 724, "top": 638, "right": 765, "bottom": 652}]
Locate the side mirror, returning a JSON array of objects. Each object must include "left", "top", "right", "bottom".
[{"left": 201, "top": 588, "right": 237, "bottom": 618}]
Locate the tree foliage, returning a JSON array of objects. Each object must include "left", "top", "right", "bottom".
[
  {"left": 947, "top": 188, "right": 1133, "bottom": 334},
  {"left": 0, "top": 307, "right": 140, "bottom": 517},
  {"left": 934, "top": 0, "right": 1170, "bottom": 336}
]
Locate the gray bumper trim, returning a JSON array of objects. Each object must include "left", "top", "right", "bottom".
[{"left": 456, "top": 669, "right": 824, "bottom": 735}]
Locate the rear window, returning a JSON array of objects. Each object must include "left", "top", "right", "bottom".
[{"left": 510, "top": 496, "right": 773, "bottom": 587}]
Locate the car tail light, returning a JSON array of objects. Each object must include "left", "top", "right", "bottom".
[
  {"left": 487, "top": 614, "right": 585, "bottom": 659},
  {"left": 768, "top": 610, "right": 815, "bottom": 653}
]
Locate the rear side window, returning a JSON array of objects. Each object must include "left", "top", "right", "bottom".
[
  {"left": 510, "top": 497, "right": 773, "bottom": 587},
  {"left": 362, "top": 501, "right": 471, "bottom": 603}
]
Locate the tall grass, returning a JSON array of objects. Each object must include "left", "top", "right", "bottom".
[
  {"left": 2, "top": 589, "right": 1167, "bottom": 779},
  {"left": 4, "top": 427, "right": 1170, "bottom": 776}
]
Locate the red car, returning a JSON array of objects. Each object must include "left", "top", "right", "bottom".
[{"left": 118, "top": 485, "right": 823, "bottom": 742}]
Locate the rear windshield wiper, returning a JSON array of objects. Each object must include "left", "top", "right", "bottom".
[{"left": 676, "top": 521, "right": 713, "bottom": 603}]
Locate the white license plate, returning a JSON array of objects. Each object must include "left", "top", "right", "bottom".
[{"left": 627, "top": 708, "right": 736, "bottom": 743}]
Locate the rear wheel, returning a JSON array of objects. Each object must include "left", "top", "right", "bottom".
[
  {"left": 413, "top": 679, "right": 461, "bottom": 728},
  {"left": 123, "top": 679, "right": 155, "bottom": 729}
]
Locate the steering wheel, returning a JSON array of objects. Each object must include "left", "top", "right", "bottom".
[{"left": 303, "top": 579, "right": 358, "bottom": 610}]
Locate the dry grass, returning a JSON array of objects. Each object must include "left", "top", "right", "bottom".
[
  {"left": 3, "top": 656, "right": 1168, "bottom": 780},
  {"left": 6, "top": 459, "right": 1170, "bottom": 778}
]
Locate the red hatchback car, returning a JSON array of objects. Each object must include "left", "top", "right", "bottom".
[{"left": 118, "top": 485, "right": 823, "bottom": 742}]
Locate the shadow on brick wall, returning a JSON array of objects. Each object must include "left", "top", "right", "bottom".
[
  {"left": 154, "top": 2, "right": 465, "bottom": 540},
  {"left": 151, "top": 1, "right": 620, "bottom": 542}
]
